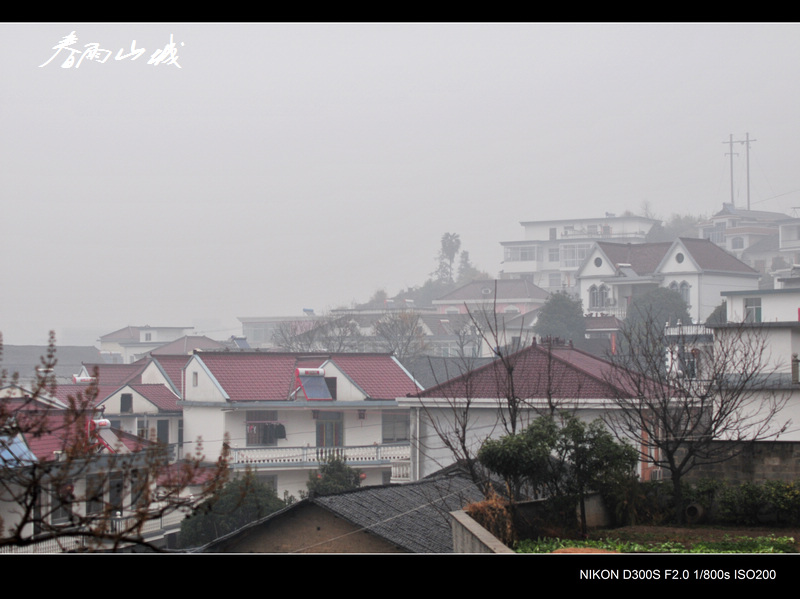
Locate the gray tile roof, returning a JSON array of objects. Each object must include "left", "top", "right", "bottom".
[
  {"left": 202, "top": 471, "right": 486, "bottom": 553},
  {"left": 311, "top": 474, "right": 485, "bottom": 553}
]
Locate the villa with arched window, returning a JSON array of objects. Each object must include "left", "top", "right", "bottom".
[{"left": 577, "top": 237, "right": 760, "bottom": 323}]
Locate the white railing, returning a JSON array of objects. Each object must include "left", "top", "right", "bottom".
[
  {"left": 229, "top": 443, "right": 410, "bottom": 467},
  {"left": 391, "top": 460, "right": 411, "bottom": 482},
  {"left": 0, "top": 506, "right": 191, "bottom": 554}
]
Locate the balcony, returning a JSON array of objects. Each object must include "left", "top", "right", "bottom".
[{"left": 229, "top": 442, "right": 411, "bottom": 468}]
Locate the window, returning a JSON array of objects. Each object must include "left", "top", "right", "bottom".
[
  {"left": 130, "top": 469, "right": 148, "bottom": 508},
  {"left": 382, "top": 411, "right": 410, "bottom": 443},
  {"left": 745, "top": 298, "right": 762, "bottom": 323},
  {"left": 120, "top": 393, "right": 133, "bottom": 413},
  {"left": 731, "top": 237, "right": 744, "bottom": 250},
  {"left": 589, "top": 285, "right": 608, "bottom": 310},
  {"left": 192, "top": 372, "right": 198, "bottom": 387},
  {"left": 561, "top": 243, "right": 592, "bottom": 268},
  {"left": 137, "top": 418, "right": 149, "bottom": 439},
  {"left": 51, "top": 480, "right": 74, "bottom": 524},
  {"left": 156, "top": 420, "right": 169, "bottom": 444},
  {"left": 85, "top": 475, "right": 104, "bottom": 515},
  {"left": 324, "top": 377, "right": 337, "bottom": 400},
  {"left": 246, "top": 410, "right": 282, "bottom": 447},
  {"left": 145, "top": 332, "right": 152, "bottom": 342},
  {"left": 548, "top": 247, "right": 559, "bottom": 262},
  {"left": 257, "top": 474, "right": 278, "bottom": 493},
  {"left": 316, "top": 411, "right": 343, "bottom": 447},
  {"left": 109, "top": 473, "right": 124, "bottom": 512},
  {"left": 504, "top": 246, "right": 537, "bottom": 262},
  {"left": 549, "top": 227, "right": 557, "bottom": 240}
]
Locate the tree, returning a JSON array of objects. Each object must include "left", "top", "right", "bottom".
[
  {"left": 621, "top": 287, "right": 692, "bottom": 375},
  {"left": 532, "top": 291, "right": 586, "bottom": 344},
  {"left": 705, "top": 301, "right": 727, "bottom": 325},
  {"left": 456, "top": 250, "right": 490, "bottom": 285},
  {"left": 603, "top": 315, "right": 790, "bottom": 524},
  {"left": 435, "top": 232, "right": 461, "bottom": 284},
  {"left": 178, "top": 470, "right": 284, "bottom": 548},
  {"left": 0, "top": 332, "right": 229, "bottom": 552},
  {"left": 272, "top": 313, "right": 363, "bottom": 353},
  {"left": 305, "top": 455, "right": 361, "bottom": 497},
  {"left": 373, "top": 310, "right": 429, "bottom": 361}
]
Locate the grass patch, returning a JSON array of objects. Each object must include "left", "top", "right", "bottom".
[{"left": 515, "top": 534, "right": 796, "bottom": 553}]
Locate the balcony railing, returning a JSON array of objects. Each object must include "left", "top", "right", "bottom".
[
  {"left": 229, "top": 443, "right": 410, "bottom": 467},
  {"left": 0, "top": 505, "right": 190, "bottom": 554}
]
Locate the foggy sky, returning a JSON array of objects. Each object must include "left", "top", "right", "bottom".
[{"left": 3, "top": 23, "right": 800, "bottom": 346}]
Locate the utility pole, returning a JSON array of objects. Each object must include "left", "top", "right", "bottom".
[
  {"left": 722, "top": 133, "right": 757, "bottom": 209},
  {"left": 741, "top": 132, "right": 756, "bottom": 210},
  {"left": 723, "top": 134, "right": 738, "bottom": 206}
]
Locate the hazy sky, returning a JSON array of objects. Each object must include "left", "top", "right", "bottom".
[{"left": 3, "top": 23, "right": 800, "bottom": 346}]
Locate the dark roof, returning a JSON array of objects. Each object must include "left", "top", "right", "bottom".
[
  {"left": 433, "top": 279, "right": 549, "bottom": 303},
  {"left": 595, "top": 241, "right": 672, "bottom": 275},
  {"left": 677, "top": 237, "right": 759, "bottom": 274},
  {"left": 401, "top": 356, "right": 497, "bottom": 390},
  {"left": 595, "top": 238, "right": 757, "bottom": 276},
  {"left": 711, "top": 203, "right": 789, "bottom": 221},
  {"left": 202, "top": 471, "right": 486, "bottom": 553},
  {"left": 1, "top": 345, "right": 104, "bottom": 382},
  {"left": 150, "top": 336, "right": 228, "bottom": 355}
]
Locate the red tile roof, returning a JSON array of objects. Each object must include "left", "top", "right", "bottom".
[
  {"left": 80, "top": 362, "right": 146, "bottom": 387},
  {"left": 418, "top": 342, "right": 638, "bottom": 400},
  {"left": 15, "top": 410, "right": 148, "bottom": 461},
  {"left": 128, "top": 384, "right": 180, "bottom": 411},
  {"left": 194, "top": 352, "right": 421, "bottom": 402},
  {"left": 148, "top": 355, "right": 193, "bottom": 394}
]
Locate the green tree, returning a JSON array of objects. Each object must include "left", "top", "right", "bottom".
[
  {"left": 705, "top": 301, "right": 727, "bottom": 325},
  {"left": 478, "top": 413, "right": 637, "bottom": 534},
  {"left": 621, "top": 287, "right": 691, "bottom": 372},
  {"left": 532, "top": 291, "right": 586, "bottom": 344},
  {"left": 306, "top": 455, "right": 362, "bottom": 497},
  {"left": 179, "top": 470, "right": 284, "bottom": 548}
]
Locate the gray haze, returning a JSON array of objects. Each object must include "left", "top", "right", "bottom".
[{"left": 3, "top": 23, "right": 800, "bottom": 346}]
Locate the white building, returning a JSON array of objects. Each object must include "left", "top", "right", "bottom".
[
  {"left": 180, "top": 351, "right": 422, "bottom": 499},
  {"left": 577, "top": 237, "right": 760, "bottom": 323},
  {"left": 500, "top": 214, "right": 658, "bottom": 292}
]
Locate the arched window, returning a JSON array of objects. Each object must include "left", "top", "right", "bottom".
[{"left": 589, "top": 285, "right": 608, "bottom": 310}]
